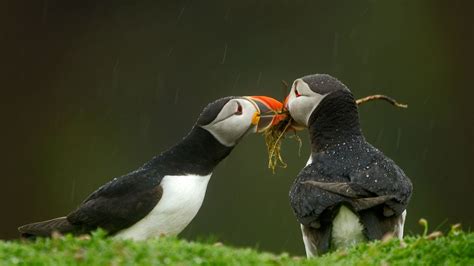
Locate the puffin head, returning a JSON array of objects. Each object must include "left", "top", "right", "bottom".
[
  {"left": 284, "top": 74, "right": 350, "bottom": 128},
  {"left": 197, "top": 96, "right": 285, "bottom": 147}
]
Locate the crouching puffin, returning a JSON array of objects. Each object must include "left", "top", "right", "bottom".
[
  {"left": 19, "top": 96, "right": 284, "bottom": 240},
  {"left": 284, "top": 74, "right": 413, "bottom": 257}
]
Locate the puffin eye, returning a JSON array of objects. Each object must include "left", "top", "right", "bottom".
[
  {"left": 294, "top": 87, "right": 301, "bottom": 97},
  {"left": 294, "top": 81, "right": 301, "bottom": 97},
  {"left": 235, "top": 102, "right": 243, "bottom": 115}
]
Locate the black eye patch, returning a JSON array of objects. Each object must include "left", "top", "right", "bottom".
[{"left": 197, "top": 96, "right": 235, "bottom": 126}]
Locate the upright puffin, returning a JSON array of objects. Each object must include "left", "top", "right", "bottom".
[
  {"left": 19, "top": 96, "right": 284, "bottom": 240},
  {"left": 284, "top": 74, "right": 413, "bottom": 257}
]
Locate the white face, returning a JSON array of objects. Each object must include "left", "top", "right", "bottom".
[
  {"left": 201, "top": 98, "right": 258, "bottom": 146},
  {"left": 286, "top": 79, "right": 327, "bottom": 127}
]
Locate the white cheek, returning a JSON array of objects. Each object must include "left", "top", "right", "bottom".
[
  {"left": 207, "top": 117, "right": 251, "bottom": 146},
  {"left": 288, "top": 94, "right": 326, "bottom": 126},
  {"left": 288, "top": 97, "right": 311, "bottom": 126},
  {"left": 203, "top": 100, "right": 256, "bottom": 147}
]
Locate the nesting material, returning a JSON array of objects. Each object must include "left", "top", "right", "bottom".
[
  {"left": 264, "top": 94, "right": 407, "bottom": 173},
  {"left": 356, "top": 94, "right": 408, "bottom": 108},
  {"left": 264, "top": 114, "right": 302, "bottom": 173}
]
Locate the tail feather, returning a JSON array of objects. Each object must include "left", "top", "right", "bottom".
[{"left": 18, "top": 217, "right": 77, "bottom": 239}]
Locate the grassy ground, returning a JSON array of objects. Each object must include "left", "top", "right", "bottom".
[{"left": 0, "top": 230, "right": 472, "bottom": 265}]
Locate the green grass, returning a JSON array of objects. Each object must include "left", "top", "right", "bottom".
[{"left": 0, "top": 230, "right": 472, "bottom": 265}]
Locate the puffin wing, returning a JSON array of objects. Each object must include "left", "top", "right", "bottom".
[
  {"left": 67, "top": 168, "right": 164, "bottom": 235},
  {"left": 349, "top": 157, "right": 413, "bottom": 215}
]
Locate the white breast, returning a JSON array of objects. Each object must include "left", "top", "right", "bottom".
[
  {"left": 331, "top": 205, "right": 366, "bottom": 249},
  {"left": 114, "top": 174, "right": 212, "bottom": 240}
]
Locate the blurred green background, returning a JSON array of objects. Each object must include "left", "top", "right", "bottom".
[{"left": 1, "top": 0, "right": 473, "bottom": 255}]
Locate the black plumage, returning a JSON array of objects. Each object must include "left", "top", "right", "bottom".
[
  {"left": 289, "top": 75, "right": 412, "bottom": 255},
  {"left": 19, "top": 98, "right": 234, "bottom": 238}
]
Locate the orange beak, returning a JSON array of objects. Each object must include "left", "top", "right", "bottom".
[
  {"left": 245, "top": 96, "right": 287, "bottom": 133},
  {"left": 283, "top": 95, "right": 290, "bottom": 110}
]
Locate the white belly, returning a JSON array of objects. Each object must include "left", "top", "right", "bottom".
[
  {"left": 114, "top": 174, "right": 212, "bottom": 240},
  {"left": 331, "top": 205, "right": 366, "bottom": 249}
]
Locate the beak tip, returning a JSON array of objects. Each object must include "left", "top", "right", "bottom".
[{"left": 247, "top": 96, "right": 285, "bottom": 132}]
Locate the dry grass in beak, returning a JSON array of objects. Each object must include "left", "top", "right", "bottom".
[
  {"left": 264, "top": 94, "right": 407, "bottom": 173},
  {"left": 264, "top": 114, "right": 302, "bottom": 173}
]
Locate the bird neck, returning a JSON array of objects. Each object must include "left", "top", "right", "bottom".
[
  {"left": 308, "top": 90, "right": 364, "bottom": 153},
  {"left": 146, "top": 127, "right": 233, "bottom": 176}
]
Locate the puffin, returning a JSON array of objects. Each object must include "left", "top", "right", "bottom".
[
  {"left": 19, "top": 96, "right": 284, "bottom": 240},
  {"left": 284, "top": 74, "right": 413, "bottom": 257}
]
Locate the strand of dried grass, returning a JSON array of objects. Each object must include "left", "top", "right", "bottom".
[
  {"left": 356, "top": 94, "right": 408, "bottom": 108},
  {"left": 264, "top": 117, "right": 293, "bottom": 173}
]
